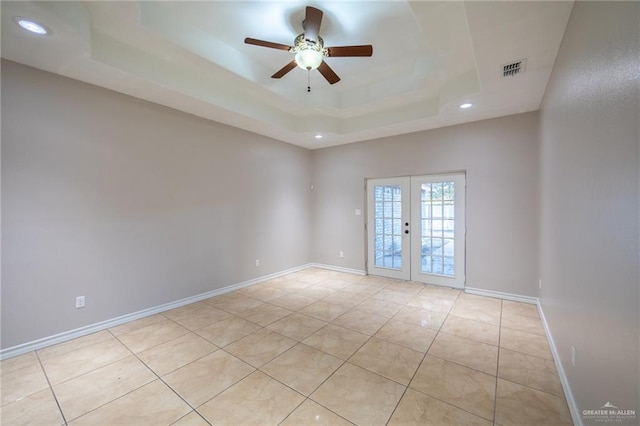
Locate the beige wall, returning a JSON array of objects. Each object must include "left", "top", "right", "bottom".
[
  {"left": 539, "top": 1, "right": 639, "bottom": 422},
  {"left": 1, "top": 60, "right": 541, "bottom": 350},
  {"left": 1, "top": 60, "right": 312, "bottom": 349},
  {"left": 312, "top": 111, "right": 540, "bottom": 296}
]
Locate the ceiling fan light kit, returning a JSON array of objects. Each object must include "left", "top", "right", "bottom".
[
  {"left": 244, "top": 6, "right": 373, "bottom": 90},
  {"left": 293, "top": 34, "right": 325, "bottom": 70}
]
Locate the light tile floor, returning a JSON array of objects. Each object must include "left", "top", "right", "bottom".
[{"left": 1, "top": 268, "right": 573, "bottom": 425}]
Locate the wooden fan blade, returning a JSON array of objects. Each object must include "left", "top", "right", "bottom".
[
  {"left": 271, "top": 61, "right": 297, "bottom": 79},
  {"left": 317, "top": 61, "right": 340, "bottom": 84},
  {"left": 302, "top": 6, "right": 323, "bottom": 43},
  {"left": 326, "top": 45, "right": 373, "bottom": 57},
  {"left": 244, "top": 37, "right": 292, "bottom": 51}
]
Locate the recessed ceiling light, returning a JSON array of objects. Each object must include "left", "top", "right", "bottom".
[
  {"left": 314, "top": 134, "right": 323, "bottom": 139},
  {"left": 14, "top": 17, "right": 50, "bottom": 35},
  {"left": 459, "top": 103, "right": 473, "bottom": 109}
]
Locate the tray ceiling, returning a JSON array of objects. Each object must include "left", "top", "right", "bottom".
[{"left": 1, "top": 1, "right": 573, "bottom": 149}]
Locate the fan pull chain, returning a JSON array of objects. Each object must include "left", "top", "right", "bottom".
[{"left": 307, "top": 69, "right": 311, "bottom": 92}]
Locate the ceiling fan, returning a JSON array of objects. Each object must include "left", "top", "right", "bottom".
[{"left": 244, "top": 6, "right": 373, "bottom": 89}]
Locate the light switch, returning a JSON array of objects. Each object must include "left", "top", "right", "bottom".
[{"left": 355, "top": 209, "right": 362, "bottom": 216}]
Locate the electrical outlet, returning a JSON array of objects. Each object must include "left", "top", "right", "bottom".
[
  {"left": 571, "top": 345, "right": 577, "bottom": 367},
  {"left": 339, "top": 251, "right": 344, "bottom": 258},
  {"left": 75, "top": 296, "right": 85, "bottom": 309},
  {"left": 255, "top": 259, "right": 260, "bottom": 267}
]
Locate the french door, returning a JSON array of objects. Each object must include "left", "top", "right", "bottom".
[{"left": 366, "top": 174, "right": 466, "bottom": 288}]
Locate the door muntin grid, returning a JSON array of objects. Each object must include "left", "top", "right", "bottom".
[
  {"left": 373, "top": 185, "right": 403, "bottom": 269},
  {"left": 420, "top": 181, "right": 455, "bottom": 276}
]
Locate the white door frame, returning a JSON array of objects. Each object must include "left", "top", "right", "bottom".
[{"left": 366, "top": 173, "right": 466, "bottom": 288}]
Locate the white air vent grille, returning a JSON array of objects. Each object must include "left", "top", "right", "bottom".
[{"left": 502, "top": 59, "right": 526, "bottom": 77}]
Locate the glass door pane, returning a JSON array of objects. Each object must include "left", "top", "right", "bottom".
[
  {"left": 367, "top": 177, "right": 410, "bottom": 280},
  {"left": 373, "top": 184, "right": 403, "bottom": 269},
  {"left": 420, "top": 182, "right": 455, "bottom": 276},
  {"left": 411, "top": 174, "right": 465, "bottom": 288}
]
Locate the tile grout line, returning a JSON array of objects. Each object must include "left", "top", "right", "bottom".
[
  {"left": 436, "top": 327, "right": 500, "bottom": 346},
  {"left": 35, "top": 331, "right": 145, "bottom": 423},
  {"left": 437, "top": 295, "right": 502, "bottom": 423},
  {"left": 259, "top": 360, "right": 353, "bottom": 426},
  {"left": 273, "top": 275, "right": 372, "bottom": 424},
  {"left": 162, "top": 297, "right": 356, "bottom": 425},
  {"left": 34, "top": 350, "right": 69, "bottom": 426},
  {"left": 424, "top": 303, "right": 503, "bottom": 376},
  {"left": 109, "top": 328, "right": 215, "bottom": 426},
  {"left": 256, "top": 276, "right": 369, "bottom": 425},
  {"left": 421, "top": 352, "right": 497, "bottom": 378},
  {"left": 497, "top": 345, "right": 555, "bottom": 361},
  {"left": 169, "top": 411, "right": 210, "bottom": 426},
  {"left": 383, "top": 309, "right": 442, "bottom": 424},
  {"left": 187, "top": 346, "right": 263, "bottom": 415},
  {"left": 271, "top": 279, "right": 403, "bottom": 425},
  {"left": 352, "top": 280, "right": 451, "bottom": 424},
  {"left": 384, "top": 284, "right": 498, "bottom": 424},
  {"left": 378, "top": 281, "right": 457, "bottom": 423},
  {"left": 496, "top": 376, "right": 568, "bottom": 400},
  {"left": 167, "top": 317, "right": 288, "bottom": 414},
  {"left": 295, "top": 321, "right": 376, "bottom": 423}
]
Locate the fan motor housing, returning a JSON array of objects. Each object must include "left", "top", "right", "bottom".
[{"left": 292, "top": 34, "right": 328, "bottom": 56}]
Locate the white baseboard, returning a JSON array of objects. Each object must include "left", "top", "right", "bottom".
[
  {"left": 310, "top": 263, "right": 367, "bottom": 276},
  {"left": 537, "top": 302, "right": 582, "bottom": 426},
  {"left": 0, "top": 263, "right": 314, "bottom": 360},
  {"left": 464, "top": 287, "right": 538, "bottom": 304}
]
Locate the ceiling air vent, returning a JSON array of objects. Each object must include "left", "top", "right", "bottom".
[{"left": 502, "top": 59, "right": 526, "bottom": 77}]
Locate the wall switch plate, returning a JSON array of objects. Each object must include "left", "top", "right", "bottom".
[
  {"left": 255, "top": 259, "right": 260, "bottom": 267},
  {"left": 538, "top": 278, "right": 542, "bottom": 289},
  {"left": 571, "top": 345, "right": 576, "bottom": 367},
  {"left": 355, "top": 209, "right": 362, "bottom": 216},
  {"left": 75, "top": 296, "right": 85, "bottom": 309},
  {"left": 339, "top": 251, "right": 344, "bottom": 258}
]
